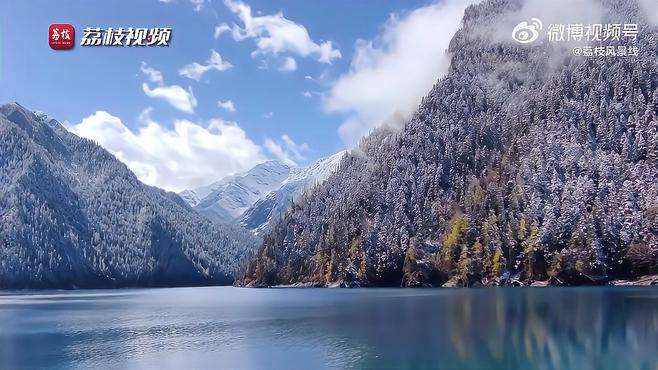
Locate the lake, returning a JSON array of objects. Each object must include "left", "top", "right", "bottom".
[{"left": 1, "top": 287, "right": 656, "bottom": 370}]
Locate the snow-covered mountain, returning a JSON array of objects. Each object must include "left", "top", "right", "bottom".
[
  {"left": 181, "top": 151, "right": 347, "bottom": 233},
  {"left": 180, "top": 161, "right": 290, "bottom": 224},
  {"left": 239, "top": 150, "right": 347, "bottom": 235},
  {"left": 239, "top": 0, "right": 658, "bottom": 288},
  {"left": 33, "top": 111, "right": 64, "bottom": 130},
  {"left": 0, "top": 102, "right": 256, "bottom": 289}
]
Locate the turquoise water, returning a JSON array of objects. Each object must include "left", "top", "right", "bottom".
[{"left": 0, "top": 287, "right": 656, "bottom": 370}]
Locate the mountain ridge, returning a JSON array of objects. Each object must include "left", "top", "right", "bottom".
[
  {"left": 239, "top": 150, "right": 347, "bottom": 236},
  {"left": 0, "top": 102, "right": 256, "bottom": 289},
  {"left": 238, "top": 0, "right": 658, "bottom": 288},
  {"left": 181, "top": 150, "right": 347, "bottom": 234}
]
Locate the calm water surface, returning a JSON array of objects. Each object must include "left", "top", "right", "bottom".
[{"left": 0, "top": 287, "right": 656, "bottom": 370}]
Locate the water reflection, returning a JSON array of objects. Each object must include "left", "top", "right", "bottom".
[{"left": 0, "top": 287, "right": 656, "bottom": 370}]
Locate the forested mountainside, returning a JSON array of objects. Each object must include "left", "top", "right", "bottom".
[
  {"left": 0, "top": 103, "right": 256, "bottom": 289},
  {"left": 181, "top": 151, "right": 346, "bottom": 235},
  {"left": 240, "top": 0, "right": 658, "bottom": 287}
]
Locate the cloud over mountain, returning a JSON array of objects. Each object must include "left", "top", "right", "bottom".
[
  {"left": 264, "top": 134, "right": 309, "bottom": 166},
  {"left": 69, "top": 109, "right": 266, "bottom": 191},
  {"left": 325, "top": 0, "right": 477, "bottom": 146}
]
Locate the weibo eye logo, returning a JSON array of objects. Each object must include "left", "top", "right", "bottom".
[{"left": 512, "top": 18, "right": 543, "bottom": 44}]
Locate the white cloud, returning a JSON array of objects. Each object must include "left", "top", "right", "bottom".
[
  {"left": 214, "top": 23, "right": 231, "bottom": 39},
  {"left": 68, "top": 109, "right": 266, "bottom": 191},
  {"left": 218, "top": 99, "right": 236, "bottom": 112},
  {"left": 264, "top": 134, "right": 309, "bottom": 165},
  {"left": 190, "top": 0, "right": 204, "bottom": 11},
  {"left": 281, "top": 134, "right": 309, "bottom": 159},
  {"left": 140, "top": 62, "right": 164, "bottom": 85},
  {"left": 179, "top": 50, "right": 233, "bottom": 81},
  {"left": 279, "top": 57, "right": 297, "bottom": 72},
  {"left": 262, "top": 111, "right": 273, "bottom": 119},
  {"left": 142, "top": 83, "right": 197, "bottom": 113},
  {"left": 325, "top": 0, "right": 475, "bottom": 146},
  {"left": 257, "top": 59, "right": 269, "bottom": 70},
  {"left": 222, "top": 0, "right": 341, "bottom": 64},
  {"left": 158, "top": 0, "right": 204, "bottom": 10},
  {"left": 301, "top": 90, "right": 322, "bottom": 99}
]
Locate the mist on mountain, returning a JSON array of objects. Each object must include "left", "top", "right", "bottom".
[{"left": 239, "top": 0, "right": 658, "bottom": 288}]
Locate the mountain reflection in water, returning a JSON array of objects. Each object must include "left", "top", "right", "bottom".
[{"left": 0, "top": 287, "right": 656, "bottom": 370}]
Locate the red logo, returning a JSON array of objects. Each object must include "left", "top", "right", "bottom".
[{"left": 49, "top": 24, "right": 75, "bottom": 50}]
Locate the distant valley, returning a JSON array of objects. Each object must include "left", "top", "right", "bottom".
[{"left": 180, "top": 151, "right": 346, "bottom": 236}]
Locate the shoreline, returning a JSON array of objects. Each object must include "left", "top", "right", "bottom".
[
  {"left": 2, "top": 275, "right": 656, "bottom": 292},
  {"left": 238, "top": 274, "right": 658, "bottom": 289}
]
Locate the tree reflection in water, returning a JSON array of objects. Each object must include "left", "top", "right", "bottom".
[{"left": 438, "top": 288, "right": 658, "bottom": 370}]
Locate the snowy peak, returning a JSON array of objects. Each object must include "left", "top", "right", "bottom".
[
  {"left": 179, "top": 189, "right": 202, "bottom": 207},
  {"left": 181, "top": 151, "right": 347, "bottom": 230},
  {"left": 0, "top": 102, "right": 37, "bottom": 130},
  {"left": 239, "top": 150, "right": 348, "bottom": 235},
  {"left": 34, "top": 110, "right": 64, "bottom": 129},
  {"left": 181, "top": 160, "right": 291, "bottom": 223},
  {"left": 0, "top": 103, "right": 63, "bottom": 131},
  {"left": 236, "top": 160, "right": 292, "bottom": 194},
  {"left": 181, "top": 161, "right": 289, "bottom": 208},
  {"left": 288, "top": 150, "right": 347, "bottom": 185}
]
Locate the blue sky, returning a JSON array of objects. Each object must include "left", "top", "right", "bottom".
[{"left": 0, "top": 0, "right": 473, "bottom": 191}]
